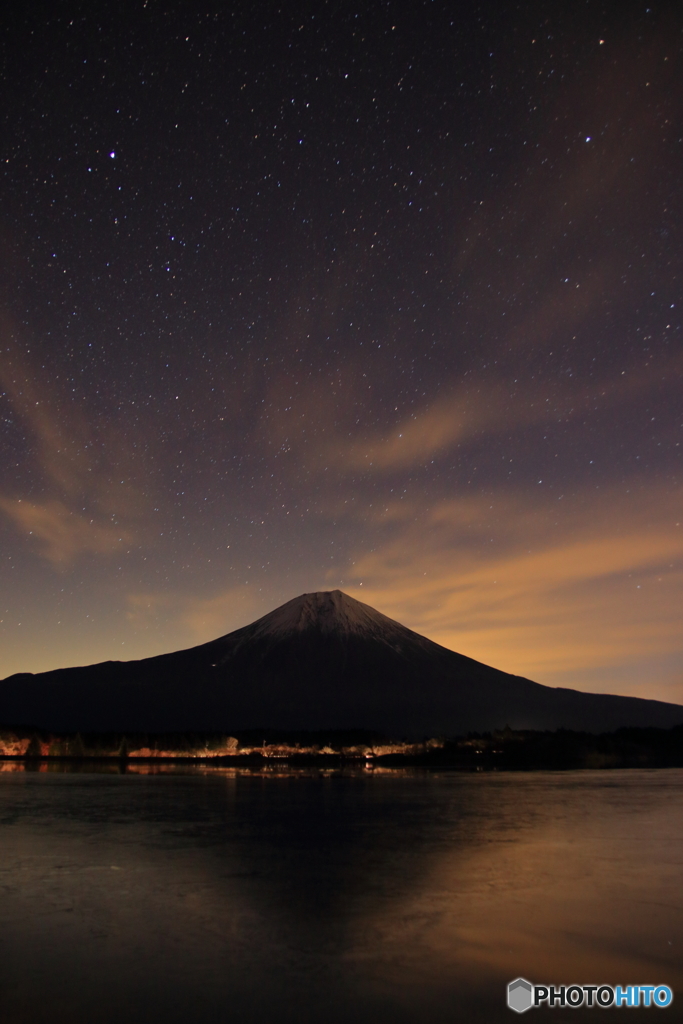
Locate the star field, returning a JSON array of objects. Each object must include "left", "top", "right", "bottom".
[{"left": 1, "top": 1, "right": 682, "bottom": 700}]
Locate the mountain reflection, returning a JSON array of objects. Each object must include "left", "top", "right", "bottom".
[{"left": 0, "top": 768, "right": 681, "bottom": 1023}]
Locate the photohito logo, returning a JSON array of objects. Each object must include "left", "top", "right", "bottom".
[{"left": 507, "top": 978, "right": 673, "bottom": 1012}]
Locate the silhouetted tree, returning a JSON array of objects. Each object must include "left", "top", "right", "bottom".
[
  {"left": 68, "top": 733, "right": 85, "bottom": 757},
  {"left": 25, "top": 734, "right": 42, "bottom": 759}
]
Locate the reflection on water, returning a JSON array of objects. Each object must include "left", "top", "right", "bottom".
[{"left": 0, "top": 766, "right": 681, "bottom": 1023}]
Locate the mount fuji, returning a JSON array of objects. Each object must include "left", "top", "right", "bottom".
[{"left": 2, "top": 590, "right": 682, "bottom": 735}]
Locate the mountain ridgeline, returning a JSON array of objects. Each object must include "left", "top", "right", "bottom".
[{"left": 2, "top": 590, "right": 682, "bottom": 736}]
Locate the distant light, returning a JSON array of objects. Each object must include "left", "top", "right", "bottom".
[
  {"left": 585, "top": 136, "right": 591, "bottom": 142},
  {"left": 109, "top": 151, "right": 116, "bottom": 158}
]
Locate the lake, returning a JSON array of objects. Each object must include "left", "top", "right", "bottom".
[{"left": 0, "top": 764, "right": 681, "bottom": 1022}]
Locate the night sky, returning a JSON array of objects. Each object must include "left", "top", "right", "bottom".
[{"left": 1, "top": 1, "right": 681, "bottom": 703}]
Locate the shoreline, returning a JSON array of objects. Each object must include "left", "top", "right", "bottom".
[
  {"left": 1, "top": 722, "right": 683, "bottom": 770},
  {"left": 0, "top": 729, "right": 445, "bottom": 768}
]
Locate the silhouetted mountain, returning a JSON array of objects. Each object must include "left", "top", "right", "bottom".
[{"left": 2, "top": 590, "right": 682, "bottom": 735}]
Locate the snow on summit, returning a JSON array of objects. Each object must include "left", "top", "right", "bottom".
[{"left": 244, "top": 590, "right": 406, "bottom": 640}]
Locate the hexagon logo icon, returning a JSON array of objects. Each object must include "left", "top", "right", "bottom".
[{"left": 508, "top": 977, "right": 533, "bottom": 1013}]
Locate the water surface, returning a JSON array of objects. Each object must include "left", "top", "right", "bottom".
[{"left": 0, "top": 765, "right": 681, "bottom": 1022}]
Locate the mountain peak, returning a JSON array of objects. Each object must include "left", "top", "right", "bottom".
[{"left": 240, "top": 589, "right": 403, "bottom": 641}]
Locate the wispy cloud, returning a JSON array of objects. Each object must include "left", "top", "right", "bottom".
[
  {"left": 0, "top": 329, "right": 150, "bottom": 565},
  {"left": 326, "top": 391, "right": 491, "bottom": 472},
  {"left": 126, "top": 586, "right": 259, "bottom": 644},
  {"left": 308, "top": 354, "right": 682, "bottom": 477},
  {"left": 0, "top": 498, "right": 133, "bottom": 566}
]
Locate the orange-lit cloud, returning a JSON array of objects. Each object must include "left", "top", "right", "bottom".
[
  {"left": 336, "top": 486, "right": 683, "bottom": 701},
  {"left": 0, "top": 328, "right": 150, "bottom": 565},
  {"left": 324, "top": 391, "right": 493, "bottom": 472},
  {"left": 0, "top": 497, "right": 133, "bottom": 566},
  {"left": 300, "top": 350, "right": 682, "bottom": 478}
]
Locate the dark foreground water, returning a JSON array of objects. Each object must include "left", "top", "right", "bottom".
[{"left": 0, "top": 765, "right": 681, "bottom": 1024}]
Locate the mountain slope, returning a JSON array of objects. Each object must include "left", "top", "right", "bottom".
[{"left": 2, "top": 590, "right": 682, "bottom": 735}]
